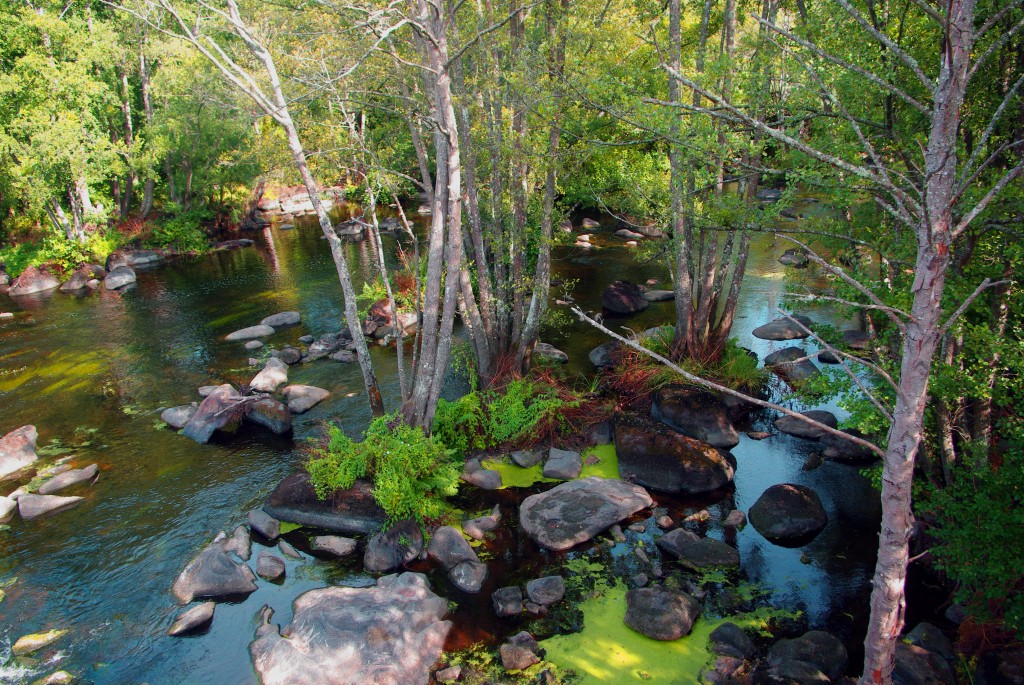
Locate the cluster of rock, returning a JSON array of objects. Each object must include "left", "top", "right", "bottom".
[
  {"left": 1, "top": 425, "right": 99, "bottom": 527},
  {"left": 254, "top": 185, "right": 349, "bottom": 219}
]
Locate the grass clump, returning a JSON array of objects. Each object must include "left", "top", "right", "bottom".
[{"left": 307, "top": 414, "right": 462, "bottom": 524}]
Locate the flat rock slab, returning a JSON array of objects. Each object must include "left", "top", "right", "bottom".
[
  {"left": 162, "top": 404, "right": 198, "bottom": 430},
  {"left": 653, "top": 386, "right": 739, "bottom": 449},
  {"left": 311, "top": 535, "right": 358, "bottom": 557},
  {"left": 774, "top": 410, "right": 838, "bottom": 439},
  {"left": 103, "top": 266, "right": 137, "bottom": 290},
  {"left": 625, "top": 587, "right": 700, "bottom": 641},
  {"left": 264, "top": 473, "right": 386, "bottom": 534},
  {"left": 519, "top": 477, "right": 653, "bottom": 551},
  {"left": 765, "top": 347, "right": 820, "bottom": 385},
  {"left": 172, "top": 537, "right": 258, "bottom": 603},
  {"left": 18, "top": 494, "right": 84, "bottom": 520},
  {"left": 261, "top": 311, "right": 301, "bottom": 327},
  {"left": 615, "top": 412, "right": 735, "bottom": 495},
  {"left": 250, "top": 572, "right": 451, "bottom": 685},
  {"left": 248, "top": 509, "right": 280, "bottom": 540},
  {"left": 642, "top": 289, "right": 675, "bottom": 302},
  {"left": 250, "top": 358, "right": 289, "bottom": 393},
  {"left": 752, "top": 315, "right": 813, "bottom": 341},
  {"left": 544, "top": 448, "right": 582, "bottom": 480},
  {"left": 749, "top": 483, "right": 828, "bottom": 544},
  {"left": 282, "top": 385, "right": 330, "bottom": 414},
  {"left": 226, "top": 324, "right": 276, "bottom": 341},
  {"left": 659, "top": 536, "right": 740, "bottom": 571},
  {"left": 168, "top": 602, "right": 216, "bottom": 636},
  {"left": 0, "top": 425, "right": 38, "bottom": 480},
  {"left": 37, "top": 464, "right": 98, "bottom": 495}
]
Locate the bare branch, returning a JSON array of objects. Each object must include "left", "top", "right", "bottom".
[
  {"left": 952, "top": 160, "right": 1024, "bottom": 238},
  {"left": 978, "top": 0, "right": 1024, "bottom": 36},
  {"left": 969, "top": 15, "right": 1024, "bottom": 79},
  {"left": 833, "top": 0, "right": 936, "bottom": 93},
  {"left": 570, "top": 306, "right": 886, "bottom": 458},
  {"left": 939, "top": 278, "right": 1011, "bottom": 335}
]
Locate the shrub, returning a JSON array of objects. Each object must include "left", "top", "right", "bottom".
[
  {"left": 143, "top": 209, "right": 212, "bottom": 253},
  {"left": 306, "top": 415, "right": 461, "bottom": 524}
]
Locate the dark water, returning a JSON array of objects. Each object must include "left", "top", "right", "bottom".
[{"left": 0, "top": 197, "right": 880, "bottom": 684}]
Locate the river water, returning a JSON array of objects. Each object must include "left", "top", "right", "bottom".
[{"left": 0, "top": 200, "right": 882, "bottom": 684}]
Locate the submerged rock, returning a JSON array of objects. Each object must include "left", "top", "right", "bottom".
[
  {"left": 624, "top": 587, "right": 700, "bottom": 641},
  {"left": 519, "top": 476, "right": 653, "bottom": 551},
  {"left": 264, "top": 472, "right": 386, "bottom": 534},
  {"left": 774, "top": 410, "right": 838, "bottom": 439},
  {"left": 250, "top": 572, "right": 451, "bottom": 685},
  {"left": 281, "top": 385, "right": 330, "bottom": 414},
  {"left": 260, "top": 311, "right": 301, "bottom": 327},
  {"left": 225, "top": 324, "right": 276, "bottom": 342},
  {"left": 168, "top": 602, "right": 216, "bottom": 636},
  {"left": 749, "top": 484, "right": 828, "bottom": 544},
  {"left": 492, "top": 586, "right": 524, "bottom": 617},
  {"left": 0, "top": 425, "right": 38, "bottom": 480},
  {"left": 37, "top": 464, "right": 98, "bottom": 495},
  {"left": 652, "top": 386, "right": 739, "bottom": 449},
  {"left": 709, "top": 622, "right": 756, "bottom": 660},
  {"left": 658, "top": 536, "right": 740, "bottom": 571},
  {"left": 256, "top": 554, "right": 286, "bottom": 581},
  {"left": 602, "top": 280, "right": 649, "bottom": 315},
  {"left": 615, "top": 412, "right": 735, "bottom": 495},
  {"left": 18, "top": 494, "right": 83, "bottom": 520},
  {"left": 765, "top": 346, "right": 820, "bottom": 385},
  {"left": 172, "top": 536, "right": 258, "bottom": 603},
  {"left": 462, "top": 504, "right": 501, "bottom": 540},
  {"left": 12, "top": 629, "right": 68, "bottom": 656}
]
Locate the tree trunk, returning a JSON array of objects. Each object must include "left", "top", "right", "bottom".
[
  {"left": 120, "top": 69, "right": 136, "bottom": 217},
  {"left": 138, "top": 50, "right": 156, "bottom": 219}
]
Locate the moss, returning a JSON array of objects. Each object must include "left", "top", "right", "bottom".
[
  {"left": 481, "top": 444, "right": 620, "bottom": 489},
  {"left": 540, "top": 583, "right": 792, "bottom": 684}
]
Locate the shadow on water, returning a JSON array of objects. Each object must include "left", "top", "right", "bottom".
[{"left": 0, "top": 196, "right": 882, "bottom": 683}]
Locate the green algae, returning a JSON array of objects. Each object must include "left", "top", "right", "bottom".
[
  {"left": 481, "top": 444, "right": 620, "bottom": 489},
  {"left": 540, "top": 582, "right": 794, "bottom": 684}
]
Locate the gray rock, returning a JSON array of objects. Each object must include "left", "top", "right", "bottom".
[
  {"left": 162, "top": 404, "right": 198, "bottom": 430},
  {"left": 544, "top": 447, "right": 582, "bottom": 480},
  {"left": 172, "top": 538, "right": 258, "bottom": 602},
  {"left": 427, "top": 526, "right": 478, "bottom": 570},
  {"left": 624, "top": 587, "right": 700, "bottom": 640},
  {"left": 278, "top": 539, "right": 303, "bottom": 559},
  {"left": 249, "top": 573, "right": 451, "bottom": 685},
  {"left": 329, "top": 349, "right": 357, "bottom": 363},
  {"left": 492, "top": 586, "right": 524, "bottom": 617},
  {"left": 526, "top": 576, "right": 565, "bottom": 606},
  {"left": 519, "top": 476, "right": 653, "bottom": 551},
  {"left": 581, "top": 218, "right": 600, "bottom": 228},
  {"left": 511, "top": 449, "right": 544, "bottom": 468},
  {"left": 8, "top": 267, "right": 60, "bottom": 296},
  {"left": 449, "top": 560, "right": 488, "bottom": 593},
  {"left": 709, "top": 622, "right": 755, "bottom": 659},
  {"left": 182, "top": 385, "right": 248, "bottom": 443},
  {"left": 436, "top": 665, "right": 462, "bottom": 683},
  {"left": 822, "top": 429, "right": 877, "bottom": 462},
  {"left": 312, "top": 535, "right": 358, "bottom": 557},
  {"left": 843, "top": 328, "right": 872, "bottom": 350},
  {"left": 168, "top": 602, "right": 216, "bottom": 636},
  {"left": 659, "top": 536, "right": 739, "bottom": 571},
  {"left": 500, "top": 643, "right": 539, "bottom": 671},
  {"left": 197, "top": 385, "right": 220, "bottom": 397},
  {"left": 535, "top": 342, "right": 569, "bottom": 364},
  {"left": 298, "top": 335, "right": 315, "bottom": 345},
  {"left": 37, "top": 464, "right": 98, "bottom": 495},
  {"left": 752, "top": 315, "right": 813, "bottom": 341},
  {"left": 60, "top": 269, "right": 91, "bottom": 292},
  {"left": 616, "top": 229, "right": 646, "bottom": 240},
  {"left": 765, "top": 347, "right": 820, "bottom": 385},
  {"left": 103, "top": 266, "right": 137, "bottom": 290},
  {"left": 905, "top": 622, "right": 954, "bottom": 661},
  {"left": 248, "top": 509, "right": 280, "bottom": 540},
  {"left": 462, "top": 504, "right": 501, "bottom": 540},
  {"left": 123, "top": 249, "right": 161, "bottom": 266},
  {"left": 779, "top": 248, "right": 809, "bottom": 267},
  {"left": 0, "top": 496, "right": 15, "bottom": 523},
  {"left": 750, "top": 483, "right": 828, "bottom": 543},
  {"left": 246, "top": 397, "right": 292, "bottom": 435},
  {"left": 306, "top": 339, "right": 341, "bottom": 362},
  {"left": 282, "top": 385, "right": 330, "bottom": 414},
  {"left": 653, "top": 386, "right": 739, "bottom": 449},
  {"left": 364, "top": 519, "right": 423, "bottom": 573},
  {"left": 245, "top": 340, "right": 264, "bottom": 351},
  {"left": 222, "top": 525, "right": 252, "bottom": 561},
  {"left": 461, "top": 461, "right": 502, "bottom": 490},
  {"left": 18, "top": 494, "right": 83, "bottom": 519},
  {"left": 756, "top": 187, "right": 783, "bottom": 201},
  {"left": 602, "top": 280, "right": 649, "bottom": 315},
  {"left": 615, "top": 412, "right": 735, "bottom": 495},
  {"left": 250, "top": 357, "right": 289, "bottom": 393},
  {"left": 894, "top": 642, "right": 956, "bottom": 685},
  {"left": 774, "top": 410, "right": 838, "bottom": 439},
  {"left": 654, "top": 528, "right": 699, "bottom": 556},
  {"left": 264, "top": 473, "right": 386, "bottom": 534},
  {"left": 261, "top": 311, "right": 301, "bottom": 327},
  {"left": 642, "top": 289, "right": 675, "bottom": 302},
  {"left": 257, "top": 554, "right": 286, "bottom": 581},
  {"left": 589, "top": 340, "right": 620, "bottom": 369},
  {"left": 225, "top": 324, "right": 276, "bottom": 342},
  {"left": 767, "top": 631, "right": 848, "bottom": 682},
  {"left": 0, "top": 425, "right": 38, "bottom": 480},
  {"left": 275, "top": 347, "right": 303, "bottom": 365},
  {"left": 723, "top": 510, "right": 746, "bottom": 527}
]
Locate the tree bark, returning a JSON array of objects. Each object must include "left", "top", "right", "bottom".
[{"left": 138, "top": 50, "right": 156, "bottom": 219}]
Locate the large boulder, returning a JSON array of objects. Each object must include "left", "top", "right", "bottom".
[
  {"left": 821, "top": 429, "right": 877, "bottom": 462},
  {"left": 281, "top": 385, "right": 330, "bottom": 414},
  {"left": 246, "top": 397, "right": 292, "bottom": 434},
  {"left": 766, "top": 630, "right": 848, "bottom": 682},
  {"left": 364, "top": 519, "right": 423, "bottom": 573},
  {"left": 250, "top": 358, "right": 289, "bottom": 393},
  {"left": 181, "top": 384, "right": 250, "bottom": 444},
  {"left": 172, "top": 536, "right": 258, "bottom": 603},
  {"left": 624, "top": 587, "right": 700, "bottom": 641},
  {"left": 8, "top": 267, "right": 60, "bottom": 296},
  {"left": 59, "top": 268, "right": 92, "bottom": 293},
  {"left": 752, "top": 315, "right": 813, "bottom": 341},
  {"left": 260, "top": 311, "right": 301, "bottom": 327},
  {"left": 894, "top": 642, "right": 956, "bottom": 685},
  {"left": 37, "top": 464, "right": 98, "bottom": 495},
  {"left": 615, "top": 412, "right": 735, "bottom": 495},
  {"left": 765, "top": 347, "right": 821, "bottom": 385},
  {"left": 657, "top": 535, "right": 740, "bottom": 571},
  {"left": 123, "top": 249, "right": 161, "bottom": 267},
  {"left": 17, "top": 494, "right": 83, "bottom": 520},
  {"left": 0, "top": 425, "right": 38, "bottom": 480},
  {"left": 427, "top": 526, "right": 487, "bottom": 593},
  {"left": 103, "top": 266, "right": 137, "bottom": 290},
  {"left": 168, "top": 602, "right": 216, "bottom": 636},
  {"left": 779, "top": 249, "right": 809, "bottom": 267},
  {"left": 602, "top": 280, "right": 649, "bottom": 315},
  {"left": 265, "top": 473, "right": 386, "bottom": 534},
  {"left": 773, "top": 410, "right": 838, "bottom": 440},
  {"left": 749, "top": 484, "right": 828, "bottom": 544},
  {"left": 589, "top": 340, "right": 621, "bottom": 369},
  {"left": 225, "top": 325, "right": 276, "bottom": 342},
  {"left": 652, "top": 386, "right": 739, "bottom": 449},
  {"left": 519, "top": 477, "right": 653, "bottom": 551},
  {"left": 250, "top": 572, "right": 451, "bottom": 685}
]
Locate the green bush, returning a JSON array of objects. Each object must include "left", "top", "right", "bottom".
[
  {"left": 306, "top": 415, "right": 461, "bottom": 524},
  {"left": 144, "top": 209, "right": 212, "bottom": 253},
  {"left": 0, "top": 229, "right": 128, "bottom": 276},
  {"left": 921, "top": 452, "right": 1024, "bottom": 637}
]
